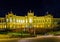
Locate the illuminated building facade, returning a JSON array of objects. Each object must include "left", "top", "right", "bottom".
[{"left": 0, "top": 10, "right": 59, "bottom": 29}]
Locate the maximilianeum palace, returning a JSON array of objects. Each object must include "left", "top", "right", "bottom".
[{"left": 0, "top": 10, "right": 60, "bottom": 31}]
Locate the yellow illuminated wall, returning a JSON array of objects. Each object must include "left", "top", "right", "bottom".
[{"left": 0, "top": 11, "right": 59, "bottom": 29}]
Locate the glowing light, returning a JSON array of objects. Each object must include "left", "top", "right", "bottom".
[
  {"left": 10, "top": 18, "right": 12, "bottom": 22},
  {"left": 20, "top": 20, "right": 25, "bottom": 24},
  {"left": 29, "top": 18, "right": 32, "bottom": 23},
  {"left": 48, "top": 25, "right": 50, "bottom": 27},
  {"left": 6, "top": 19, "right": 8, "bottom": 22},
  {"left": 26, "top": 19, "right": 28, "bottom": 23},
  {"left": 22, "top": 20, "right": 25, "bottom": 23},
  {"left": 4, "top": 25, "right": 6, "bottom": 28},
  {"left": 19, "top": 20, "right": 20, "bottom": 22},
  {"left": 13, "top": 19, "right": 15, "bottom": 22},
  {"left": 16, "top": 20, "right": 19, "bottom": 22},
  {"left": 40, "top": 25, "right": 43, "bottom": 28}
]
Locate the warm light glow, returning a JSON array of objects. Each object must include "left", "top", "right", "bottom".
[
  {"left": 40, "top": 25, "right": 43, "bottom": 28},
  {"left": 26, "top": 19, "right": 28, "bottom": 23},
  {"left": 29, "top": 18, "right": 32, "bottom": 23},
  {"left": 6, "top": 19, "right": 8, "bottom": 22},
  {"left": 13, "top": 19, "right": 15, "bottom": 22},
  {"left": 20, "top": 20, "right": 25, "bottom": 24},
  {"left": 48, "top": 25, "right": 50, "bottom": 27},
  {"left": 16, "top": 20, "right": 19, "bottom": 22},
  {"left": 10, "top": 18, "right": 12, "bottom": 22},
  {"left": 0, "top": 11, "right": 57, "bottom": 29},
  {"left": 22, "top": 20, "right": 25, "bottom": 23},
  {"left": 4, "top": 25, "right": 6, "bottom": 28}
]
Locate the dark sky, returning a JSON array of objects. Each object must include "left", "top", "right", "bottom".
[{"left": 0, "top": 0, "right": 60, "bottom": 18}]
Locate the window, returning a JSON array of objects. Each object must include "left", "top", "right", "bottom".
[
  {"left": 26, "top": 19, "right": 28, "bottom": 23},
  {"left": 29, "top": 18, "right": 32, "bottom": 23},
  {"left": 20, "top": 20, "right": 25, "bottom": 23},
  {"left": 16, "top": 20, "right": 19, "bottom": 23},
  {"left": 6, "top": 19, "right": 8, "bottom": 22},
  {"left": 13, "top": 19, "right": 15, "bottom": 22},
  {"left": 22, "top": 20, "right": 25, "bottom": 23},
  {"left": 10, "top": 18, "right": 12, "bottom": 22},
  {"left": 4, "top": 25, "right": 6, "bottom": 28},
  {"left": 19, "top": 20, "right": 20, "bottom": 23}
]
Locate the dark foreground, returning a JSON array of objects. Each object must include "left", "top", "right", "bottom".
[
  {"left": 0, "top": 36, "right": 60, "bottom": 42},
  {"left": 18, "top": 36, "right": 60, "bottom": 42}
]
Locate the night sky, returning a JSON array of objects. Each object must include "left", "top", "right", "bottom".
[{"left": 0, "top": 0, "right": 60, "bottom": 18}]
